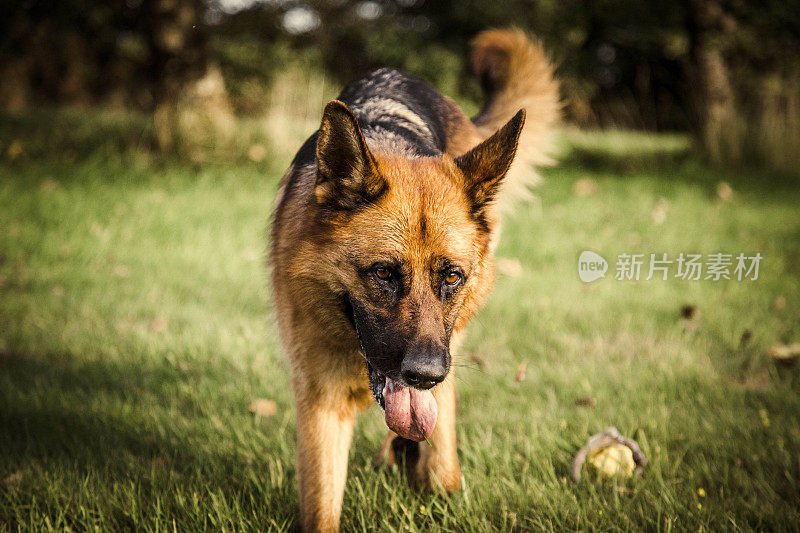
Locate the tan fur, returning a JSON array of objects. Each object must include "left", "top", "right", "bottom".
[
  {"left": 270, "top": 28, "right": 558, "bottom": 532},
  {"left": 470, "top": 28, "right": 561, "bottom": 207}
]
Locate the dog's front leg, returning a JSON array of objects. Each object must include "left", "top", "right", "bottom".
[{"left": 295, "top": 387, "right": 356, "bottom": 532}]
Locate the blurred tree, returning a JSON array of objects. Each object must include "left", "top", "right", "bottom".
[
  {"left": 2, "top": 0, "right": 798, "bottom": 168},
  {"left": 685, "top": 0, "right": 736, "bottom": 165},
  {"left": 0, "top": 0, "right": 234, "bottom": 152},
  {"left": 145, "top": 0, "right": 234, "bottom": 151},
  {"left": 0, "top": 0, "right": 137, "bottom": 110}
]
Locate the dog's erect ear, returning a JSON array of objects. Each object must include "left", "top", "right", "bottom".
[
  {"left": 315, "top": 100, "right": 387, "bottom": 210},
  {"left": 455, "top": 109, "right": 525, "bottom": 217}
]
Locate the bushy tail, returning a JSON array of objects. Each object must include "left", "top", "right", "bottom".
[{"left": 470, "top": 28, "right": 560, "bottom": 205}]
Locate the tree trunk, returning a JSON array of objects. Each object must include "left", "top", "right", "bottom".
[
  {"left": 149, "top": 0, "right": 233, "bottom": 153},
  {"left": 686, "top": 0, "right": 739, "bottom": 165}
]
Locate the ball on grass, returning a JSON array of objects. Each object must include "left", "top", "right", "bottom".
[{"left": 588, "top": 443, "right": 635, "bottom": 478}]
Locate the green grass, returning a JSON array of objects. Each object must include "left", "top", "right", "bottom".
[{"left": 1, "top": 109, "right": 799, "bottom": 531}]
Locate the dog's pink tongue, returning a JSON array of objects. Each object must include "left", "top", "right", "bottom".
[{"left": 383, "top": 377, "right": 437, "bottom": 442}]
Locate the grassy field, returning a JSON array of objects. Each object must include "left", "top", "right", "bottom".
[{"left": 1, "top": 109, "right": 799, "bottom": 531}]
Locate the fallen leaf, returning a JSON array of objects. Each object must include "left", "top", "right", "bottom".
[
  {"left": 734, "top": 372, "right": 769, "bottom": 390},
  {"left": 51, "top": 285, "right": 65, "bottom": 297},
  {"left": 249, "top": 398, "right": 278, "bottom": 418},
  {"left": 116, "top": 316, "right": 136, "bottom": 332},
  {"left": 496, "top": 257, "right": 523, "bottom": 277},
  {"left": 113, "top": 202, "right": 129, "bottom": 217},
  {"left": 716, "top": 181, "right": 734, "bottom": 202},
  {"left": 248, "top": 144, "right": 267, "bottom": 162},
  {"left": 151, "top": 318, "right": 168, "bottom": 332},
  {"left": 679, "top": 304, "right": 700, "bottom": 331},
  {"left": 575, "top": 396, "right": 597, "bottom": 407},
  {"left": 680, "top": 318, "right": 700, "bottom": 332},
  {"left": 240, "top": 247, "right": 261, "bottom": 261},
  {"left": 759, "top": 408, "right": 771, "bottom": 427},
  {"left": 468, "top": 353, "right": 486, "bottom": 370},
  {"left": 573, "top": 178, "right": 598, "bottom": 197},
  {"left": 7, "top": 140, "right": 23, "bottom": 160},
  {"left": 774, "top": 296, "right": 786, "bottom": 311},
  {"left": 514, "top": 361, "right": 528, "bottom": 384},
  {"left": 40, "top": 178, "right": 59, "bottom": 192},
  {"left": 3, "top": 470, "right": 22, "bottom": 486},
  {"left": 651, "top": 197, "right": 669, "bottom": 225},
  {"left": 113, "top": 264, "right": 131, "bottom": 278},
  {"left": 769, "top": 343, "right": 800, "bottom": 366}
]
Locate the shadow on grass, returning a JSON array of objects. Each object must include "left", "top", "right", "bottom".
[
  {"left": 0, "top": 108, "right": 156, "bottom": 163},
  {"left": 557, "top": 130, "right": 800, "bottom": 195},
  {"left": 1, "top": 351, "right": 185, "bottom": 472},
  {"left": 0, "top": 348, "right": 301, "bottom": 529},
  {"left": 0, "top": 350, "right": 288, "bottom": 487}
]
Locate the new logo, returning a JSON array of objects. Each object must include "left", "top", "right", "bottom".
[{"left": 578, "top": 251, "right": 608, "bottom": 282}]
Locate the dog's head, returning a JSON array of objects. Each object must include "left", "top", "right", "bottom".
[{"left": 310, "top": 100, "right": 524, "bottom": 404}]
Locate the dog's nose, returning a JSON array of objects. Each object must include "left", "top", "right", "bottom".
[{"left": 400, "top": 350, "right": 448, "bottom": 390}]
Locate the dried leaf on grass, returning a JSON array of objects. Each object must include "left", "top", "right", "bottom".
[
  {"left": 151, "top": 318, "right": 168, "bottom": 332},
  {"left": 716, "top": 181, "right": 734, "bottom": 202},
  {"left": 651, "top": 197, "right": 669, "bottom": 225},
  {"left": 769, "top": 343, "right": 800, "bottom": 366},
  {"left": 496, "top": 257, "right": 523, "bottom": 278},
  {"left": 575, "top": 396, "right": 597, "bottom": 407},
  {"left": 249, "top": 399, "right": 278, "bottom": 418},
  {"left": 3, "top": 470, "right": 22, "bottom": 486},
  {"left": 514, "top": 361, "right": 528, "bottom": 384},
  {"left": 573, "top": 178, "right": 598, "bottom": 197},
  {"left": 679, "top": 304, "right": 700, "bottom": 331},
  {"left": 468, "top": 353, "right": 486, "bottom": 370},
  {"left": 240, "top": 247, "right": 262, "bottom": 261},
  {"left": 40, "top": 178, "right": 59, "bottom": 193},
  {"left": 248, "top": 144, "right": 267, "bottom": 162}
]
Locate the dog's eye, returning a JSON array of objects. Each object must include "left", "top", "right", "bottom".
[
  {"left": 444, "top": 271, "right": 461, "bottom": 286},
  {"left": 375, "top": 267, "right": 392, "bottom": 281}
]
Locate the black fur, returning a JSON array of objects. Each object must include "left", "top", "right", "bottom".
[
  {"left": 337, "top": 68, "right": 452, "bottom": 156},
  {"left": 275, "top": 68, "right": 461, "bottom": 224},
  {"left": 293, "top": 67, "right": 456, "bottom": 169}
]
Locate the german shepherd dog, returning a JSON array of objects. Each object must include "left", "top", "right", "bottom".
[{"left": 270, "top": 28, "right": 559, "bottom": 531}]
